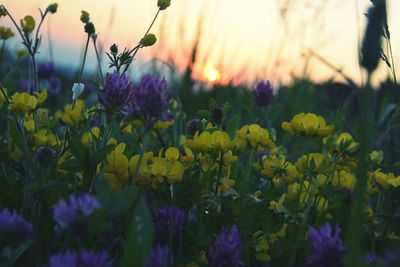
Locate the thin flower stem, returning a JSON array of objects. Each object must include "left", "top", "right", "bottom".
[
  {"left": 92, "top": 35, "right": 104, "bottom": 84},
  {"left": 131, "top": 131, "right": 149, "bottom": 184},
  {"left": 78, "top": 35, "right": 91, "bottom": 84},
  {"left": 214, "top": 151, "right": 224, "bottom": 196}
]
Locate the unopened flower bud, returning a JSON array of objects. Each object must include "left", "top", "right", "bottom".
[
  {"left": 158, "top": 0, "right": 171, "bottom": 10},
  {"left": 80, "top": 10, "right": 90, "bottom": 23},
  {"left": 140, "top": 34, "right": 157, "bottom": 47},
  {"left": 110, "top": 44, "right": 118, "bottom": 55},
  {"left": 0, "top": 6, "right": 6, "bottom": 17},
  {"left": 47, "top": 3, "right": 58, "bottom": 14},
  {"left": 20, "top": 15, "right": 35, "bottom": 33},
  {"left": 84, "top": 22, "right": 95, "bottom": 35},
  {"left": 211, "top": 106, "right": 223, "bottom": 125},
  {"left": 0, "top": 26, "right": 15, "bottom": 40},
  {"left": 186, "top": 119, "right": 203, "bottom": 137},
  {"left": 35, "top": 146, "right": 55, "bottom": 165}
]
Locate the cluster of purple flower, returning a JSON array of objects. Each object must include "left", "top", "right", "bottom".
[
  {"left": 53, "top": 193, "right": 101, "bottom": 232},
  {"left": 207, "top": 225, "right": 243, "bottom": 267},
  {"left": 99, "top": 72, "right": 172, "bottom": 127},
  {"left": 49, "top": 250, "right": 112, "bottom": 267},
  {"left": 305, "top": 223, "right": 346, "bottom": 267},
  {"left": 154, "top": 205, "right": 186, "bottom": 245},
  {"left": 37, "top": 61, "right": 62, "bottom": 94},
  {"left": 0, "top": 209, "right": 33, "bottom": 242},
  {"left": 253, "top": 80, "right": 274, "bottom": 106}
]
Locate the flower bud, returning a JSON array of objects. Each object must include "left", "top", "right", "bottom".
[
  {"left": 211, "top": 106, "right": 223, "bottom": 125},
  {"left": 80, "top": 10, "right": 90, "bottom": 23},
  {"left": 35, "top": 146, "right": 55, "bottom": 165},
  {"left": 84, "top": 22, "right": 95, "bottom": 35},
  {"left": 0, "top": 6, "right": 6, "bottom": 18},
  {"left": 20, "top": 15, "right": 35, "bottom": 33},
  {"left": 186, "top": 119, "right": 203, "bottom": 137},
  {"left": 110, "top": 44, "right": 118, "bottom": 55},
  {"left": 0, "top": 26, "right": 15, "bottom": 40},
  {"left": 140, "top": 34, "right": 157, "bottom": 47},
  {"left": 158, "top": 0, "right": 171, "bottom": 10},
  {"left": 47, "top": 3, "right": 58, "bottom": 14}
]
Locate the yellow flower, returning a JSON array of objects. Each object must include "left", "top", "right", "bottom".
[
  {"left": 282, "top": 113, "right": 334, "bottom": 137},
  {"left": 82, "top": 127, "right": 100, "bottom": 146},
  {"left": 268, "top": 194, "right": 286, "bottom": 213},
  {"left": 103, "top": 143, "right": 130, "bottom": 191},
  {"left": 165, "top": 147, "right": 180, "bottom": 162},
  {"left": 286, "top": 183, "right": 300, "bottom": 200},
  {"left": 332, "top": 170, "right": 356, "bottom": 189},
  {"left": 24, "top": 113, "right": 35, "bottom": 133},
  {"left": 369, "top": 169, "right": 389, "bottom": 189},
  {"left": 33, "top": 129, "right": 58, "bottom": 148},
  {"left": 154, "top": 119, "right": 174, "bottom": 129},
  {"left": 295, "top": 153, "right": 325, "bottom": 176},
  {"left": 218, "top": 178, "right": 236, "bottom": 193},
  {"left": 166, "top": 161, "right": 184, "bottom": 183},
  {"left": 129, "top": 154, "right": 151, "bottom": 185},
  {"left": 235, "top": 124, "right": 275, "bottom": 150},
  {"left": 34, "top": 90, "right": 47, "bottom": 105},
  {"left": 223, "top": 150, "right": 238, "bottom": 165},
  {"left": 60, "top": 99, "right": 85, "bottom": 127},
  {"left": 388, "top": 176, "right": 400, "bottom": 188},
  {"left": 261, "top": 155, "right": 286, "bottom": 179},
  {"left": 369, "top": 150, "right": 384, "bottom": 165},
  {"left": 211, "top": 130, "right": 232, "bottom": 151},
  {"left": 0, "top": 87, "right": 7, "bottom": 108},
  {"left": 9, "top": 92, "right": 37, "bottom": 116},
  {"left": 180, "top": 146, "right": 194, "bottom": 166}
]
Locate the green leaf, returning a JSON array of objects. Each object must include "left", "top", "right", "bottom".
[
  {"left": 59, "top": 159, "right": 84, "bottom": 172},
  {"left": 208, "top": 97, "right": 218, "bottom": 110},
  {"left": 107, "top": 185, "right": 139, "bottom": 216},
  {"left": 95, "top": 175, "right": 113, "bottom": 205},
  {"left": 69, "top": 139, "right": 88, "bottom": 162},
  {"left": 227, "top": 115, "right": 240, "bottom": 137},
  {"left": 22, "top": 180, "right": 60, "bottom": 193},
  {"left": 196, "top": 110, "right": 211, "bottom": 119},
  {"left": 122, "top": 193, "right": 154, "bottom": 267},
  {"left": 90, "top": 144, "right": 115, "bottom": 167}
]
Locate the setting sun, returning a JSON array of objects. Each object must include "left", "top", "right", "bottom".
[{"left": 203, "top": 64, "right": 221, "bottom": 84}]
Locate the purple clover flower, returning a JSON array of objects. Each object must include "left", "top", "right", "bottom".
[
  {"left": 53, "top": 194, "right": 101, "bottom": 231},
  {"left": 20, "top": 79, "right": 34, "bottom": 93},
  {"left": 0, "top": 209, "right": 33, "bottom": 242},
  {"left": 363, "top": 252, "right": 376, "bottom": 264},
  {"left": 38, "top": 61, "right": 54, "bottom": 80},
  {"left": 383, "top": 247, "right": 400, "bottom": 266},
  {"left": 207, "top": 225, "right": 243, "bottom": 267},
  {"left": 99, "top": 71, "right": 133, "bottom": 113},
  {"left": 48, "top": 76, "right": 62, "bottom": 94},
  {"left": 155, "top": 205, "right": 186, "bottom": 245},
  {"left": 49, "top": 250, "right": 112, "bottom": 267},
  {"left": 145, "top": 244, "right": 169, "bottom": 267},
  {"left": 253, "top": 80, "right": 274, "bottom": 106},
  {"left": 305, "top": 223, "right": 346, "bottom": 267},
  {"left": 131, "top": 73, "right": 172, "bottom": 127}
]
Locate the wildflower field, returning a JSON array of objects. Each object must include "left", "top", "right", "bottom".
[{"left": 1, "top": 1, "right": 400, "bottom": 266}]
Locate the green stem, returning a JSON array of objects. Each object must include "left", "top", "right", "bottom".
[
  {"left": 92, "top": 35, "right": 104, "bottom": 83},
  {"left": 131, "top": 131, "right": 149, "bottom": 184},
  {"left": 78, "top": 35, "right": 91, "bottom": 84},
  {"left": 214, "top": 150, "right": 224, "bottom": 196},
  {"left": 122, "top": 8, "right": 161, "bottom": 74}
]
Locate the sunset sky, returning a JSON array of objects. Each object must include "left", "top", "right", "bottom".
[{"left": 1, "top": 0, "right": 399, "bottom": 85}]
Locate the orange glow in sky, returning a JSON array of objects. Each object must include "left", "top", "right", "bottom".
[{"left": 1, "top": 0, "right": 400, "bottom": 86}]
